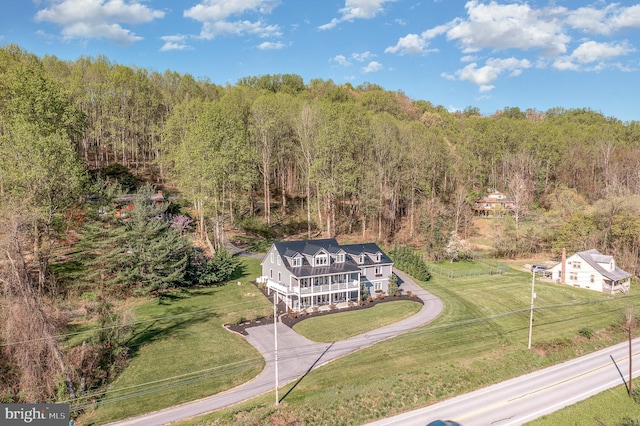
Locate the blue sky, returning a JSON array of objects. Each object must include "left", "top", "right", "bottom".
[{"left": 3, "top": 1, "right": 640, "bottom": 121}]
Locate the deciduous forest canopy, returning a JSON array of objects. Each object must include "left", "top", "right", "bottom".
[{"left": 2, "top": 43, "right": 640, "bottom": 405}]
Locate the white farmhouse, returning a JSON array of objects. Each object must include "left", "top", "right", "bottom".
[
  {"left": 548, "top": 249, "right": 631, "bottom": 294},
  {"left": 258, "top": 239, "right": 394, "bottom": 312}
]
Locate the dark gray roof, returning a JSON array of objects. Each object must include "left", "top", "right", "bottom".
[
  {"left": 341, "top": 243, "right": 393, "bottom": 265},
  {"left": 577, "top": 249, "right": 631, "bottom": 282},
  {"left": 274, "top": 239, "right": 343, "bottom": 257},
  {"left": 267, "top": 239, "right": 392, "bottom": 277}
]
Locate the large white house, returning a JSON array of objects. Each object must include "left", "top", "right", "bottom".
[
  {"left": 548, "top": 249, "right": 631, "bottom": 294},
  {"left": 258, "top": 239, "right": 394, "bottom": 312}
]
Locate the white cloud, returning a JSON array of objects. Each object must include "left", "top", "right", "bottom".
[
  {"left": 319, "top": 0, "right": 398, "bottom": 30},
  {"left": 362, "top": 60, "right": 383, "bottom": 73},
  {"left": 258, "top": 41, "right": 284, "bottom": 50},
  {"left": 160, "top": 35, "right": 192, "bottom": 52},
  {"left": 446, "top": 1, "right": 569, "bottom": 56},
  {"left": 352, "top": 51, "right": 375, "bottom": 62},
  {"left": 385, "top": 33, "right": 426, "bottom": 55},
  {"left": 34, "top": 0, "right": 164, "bottom": 44},
  {"left": 567, "top": 4, "right": 640, "bottom": 35},
  {"left": 185, "top": 0, "right": 282, "bottom": 39},
  {"left": 553, "top": 40, "right": 635, "bottom": 70},
  {"left": 388, "top": 1, "right": 640, "bottom": 91},
  {"left": 455, "top": 57, "right": 531, "bottom": 87},
  {"left": 198, "top": 20, "right": 281, "bottom": 39},
  {"left": 332, "top": 55, "right": 352, "bottom": 67}
]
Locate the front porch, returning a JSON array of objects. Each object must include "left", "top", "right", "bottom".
[{"left": 265, "top": 278, "right": 360, "bottom": 312}]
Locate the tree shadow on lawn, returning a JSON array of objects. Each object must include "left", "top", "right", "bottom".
[{"left": 125, "top": 306, "right": 220, "bottom": 358}]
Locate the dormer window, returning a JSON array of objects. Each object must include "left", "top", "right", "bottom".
[
  {"left": 375, "top": 253, "right": 381, "bottom": 262},
  {"left": 315, "top": 254, "right": 328, "bottom": 266},
  {"left": 291, "top": 257, "right": 302, "bottom": 267},
  {"left": 336, "top": 253, "right": 345, "bottom": 263},
  {"left": 359, "top": 254, "right": 365, "bottom": 264}
]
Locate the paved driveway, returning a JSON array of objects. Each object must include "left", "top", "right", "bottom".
[{"left": 108, "top": 270, "right": 442, "bottom": 426}]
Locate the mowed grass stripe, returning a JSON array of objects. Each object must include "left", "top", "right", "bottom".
[{"left": 292, "top": 301, "right": 423, "bottom": 342}]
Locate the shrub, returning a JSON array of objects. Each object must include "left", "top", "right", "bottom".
[
  {"left": 389, "top": 245, "right": 431, "bottom": 281},
  {"left": 198, "top": 248, "right": 239, "bottom": 286},
  {"left": 578, "top": 326, "right": 594, "bottom": 339},
  {"left": 388, "top": 273, "right": 399, "bottom": 296}
]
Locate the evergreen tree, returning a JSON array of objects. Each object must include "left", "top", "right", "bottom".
[{"left": 80, "top": 186, "right": 191, "bottom": 295}]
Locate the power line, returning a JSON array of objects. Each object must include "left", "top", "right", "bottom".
[{"left": 60, "top": 294, "right": 640, "bottom": 412}]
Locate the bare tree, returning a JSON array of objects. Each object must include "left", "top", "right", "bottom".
[{"left": 0, "top": 210, "right": 76, "bottom": 401}]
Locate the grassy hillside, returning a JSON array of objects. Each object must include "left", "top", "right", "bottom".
[
  {"left": 176, "top": 265, "right": 640, "bottom": 425},
  {"left": 79, "top": 258, "right": 273, "bottom": 425}
]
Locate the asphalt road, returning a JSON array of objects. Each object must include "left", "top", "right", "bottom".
[
  {"left": 367, "top": 337, "right": 640, "bottom": 426},
  {"left": 107, "top": 270, "right": 444, "bottom": 426}
]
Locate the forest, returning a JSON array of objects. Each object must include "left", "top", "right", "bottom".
[{"left": 2, "top": 43, "right": 640, "bottom": 405}]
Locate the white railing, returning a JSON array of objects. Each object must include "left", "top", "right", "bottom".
[
  {"left": 267, "top": 279, "right": 359, "bottom": 296},
  {"left": 298, "top": 280, "right": 359, "bottom": 295}
]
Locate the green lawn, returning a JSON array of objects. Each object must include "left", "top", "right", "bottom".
[
  {"left": 75, "top": 258, "right": 640, "bottom": 426},
  {"left": 175, "top": 269, "right": 640, "bottom": 426},
  {"left": 292, "top": 300, "right": 422, "bottom": 342},
  {"left": 528, "top": 380, "right": 640, "bottom": 425},
  {"left": 78, "top": 257, "right": 273, "bottom": 425}
]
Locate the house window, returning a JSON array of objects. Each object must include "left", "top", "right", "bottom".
[
  {"left": 374, "top": 282, "right": 382, "bottom": 291},
  {"left": 336, "top": 253, "right": 345, "bottom": 263},
  {"left": 375, "top": 253, "right": 381, "bottom": 262},
  {"left": 292, "top": 257, "right": 302, "bottom": 267},
  {"left": 270, "top": 269, "right": 273, "bottom": 278},
  {"left": 359, "top": 254, "right": 365, "bottom": 264},
  {"left": 277, "top": 256, "right": 281, "bottom": 266},
  {"left": 315, "top": 254, "right": 328, "bottom": 266},
  {"left": 361, "top": 268, "right": 366, "bottom": 275},
  {"left": 270, "top": 252, "right": 274, "bottom": 263},
  {"left": 278, "top": 272, "right": 281, "bottom": 282},
  {"left": 569, "top": 272, "right": 577, "bottom": 281},
  {"left": 374, "top": 266, "right": 382, "bottom": 276},
  {"left": 590, "top": 275, "right": 595, "bottom": 283},
  {"left": 573, "top": 261, "right": 581, "bottom": 269}
]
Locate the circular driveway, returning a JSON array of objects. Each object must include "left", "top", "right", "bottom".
[{"left": 108, "top": 269, "right": 443, "bottom": 426}]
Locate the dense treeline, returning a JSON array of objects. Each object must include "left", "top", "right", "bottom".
[
  {"left": 3, "top": 43, "right": 640, "bottom": 402},
  {"left": 7, "top": 43, "right": 640, "bottom": 261}
]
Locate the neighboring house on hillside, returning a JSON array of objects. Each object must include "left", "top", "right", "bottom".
[
  {"left": 473, "top": 190, "right": 515, "bottom": 216},
  {"left": 113, "top": 190, "right": 168, "bottom": 219},
  {"left": 548, "top": 249, "right": 631, "bottom": 294},
  {"left": 259, "top": 239, "right": 394, "bottom": 312}
]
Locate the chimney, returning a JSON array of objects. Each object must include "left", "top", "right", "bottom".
[{"left": 561, "top": 248, "right": 566, "bottom": 284}]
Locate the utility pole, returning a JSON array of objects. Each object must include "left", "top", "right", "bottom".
[
  {"left": 625, "top": 307, "right": 634, "bottom": 397},
  {"left": 528, "top": 269, "right": 536, "bottom": 350},
  {"left": 274, "top": 292, "right": 279, "bottom": 405}
]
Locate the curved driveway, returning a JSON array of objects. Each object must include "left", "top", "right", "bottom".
[{"left": 109, "top": 270, "right": 443, "bottom": 426}]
